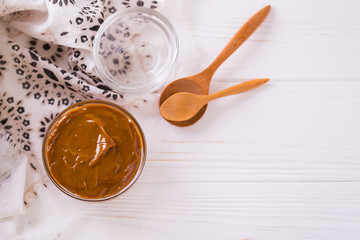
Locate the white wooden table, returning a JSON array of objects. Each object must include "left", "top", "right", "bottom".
[{"left": 21, "top": 0, "right": 360, "bottom": 239}]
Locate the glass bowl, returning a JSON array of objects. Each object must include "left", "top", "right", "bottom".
[
  {"left": 93, "top": 7, "right": 178, "bottom": 95},
  {"left": 42, "top": 100, "right": 146, "bottom": 201}
]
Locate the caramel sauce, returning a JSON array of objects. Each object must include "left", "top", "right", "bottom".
[{"left": 44, "top": 102, "right": 145, "bottom": 200}]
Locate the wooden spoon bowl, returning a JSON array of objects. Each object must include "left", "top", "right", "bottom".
[{"left": 159, "top": 79, "right": 207, "bottom": 127}]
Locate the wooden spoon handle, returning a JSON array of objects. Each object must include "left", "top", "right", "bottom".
[
  {"left": 207, "top": 78, "right": 269, "bottom": 102},
  {"left": 206, "top": 5, "right": 271, "bottom": 76}
]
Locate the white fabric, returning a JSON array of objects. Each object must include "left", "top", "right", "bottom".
[
  {"left": 0, "top": 136, "right": 27, "bottom": 239},
  {"left": 0, "top": 137, "right": 27, "bottom": 219}
]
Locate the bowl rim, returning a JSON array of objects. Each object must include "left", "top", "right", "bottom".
[
  {"left": 92, "top": 7, "right": 179, "bottom": 95},
  {"left": 42, "top": 100, "right": 147, "bottom": 202}
]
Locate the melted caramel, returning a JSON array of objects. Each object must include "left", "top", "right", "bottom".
[{"left": 44, "top": 102, "right": 144, "bottom": 199}]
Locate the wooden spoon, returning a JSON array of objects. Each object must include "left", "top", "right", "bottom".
[
  {"left": 160, "top": 78, "right": 269, "bottom": 122},
  {"left": 159, "top": 5, "right": 271, "bottom": 126}
]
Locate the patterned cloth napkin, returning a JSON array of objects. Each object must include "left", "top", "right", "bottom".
[
  {"left": 0, "top": 135, "right": 27, "bottom": 240},
  {"left": 0, "top": 0, "right": 164, "bottom": 238}
]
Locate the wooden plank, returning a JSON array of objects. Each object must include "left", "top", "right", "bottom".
[
  {"left": 57, "top": 183, "right": 360, "bottom": 240},
  {"left": 162, "top": 0, "right": 360, "bottom": 80}
]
